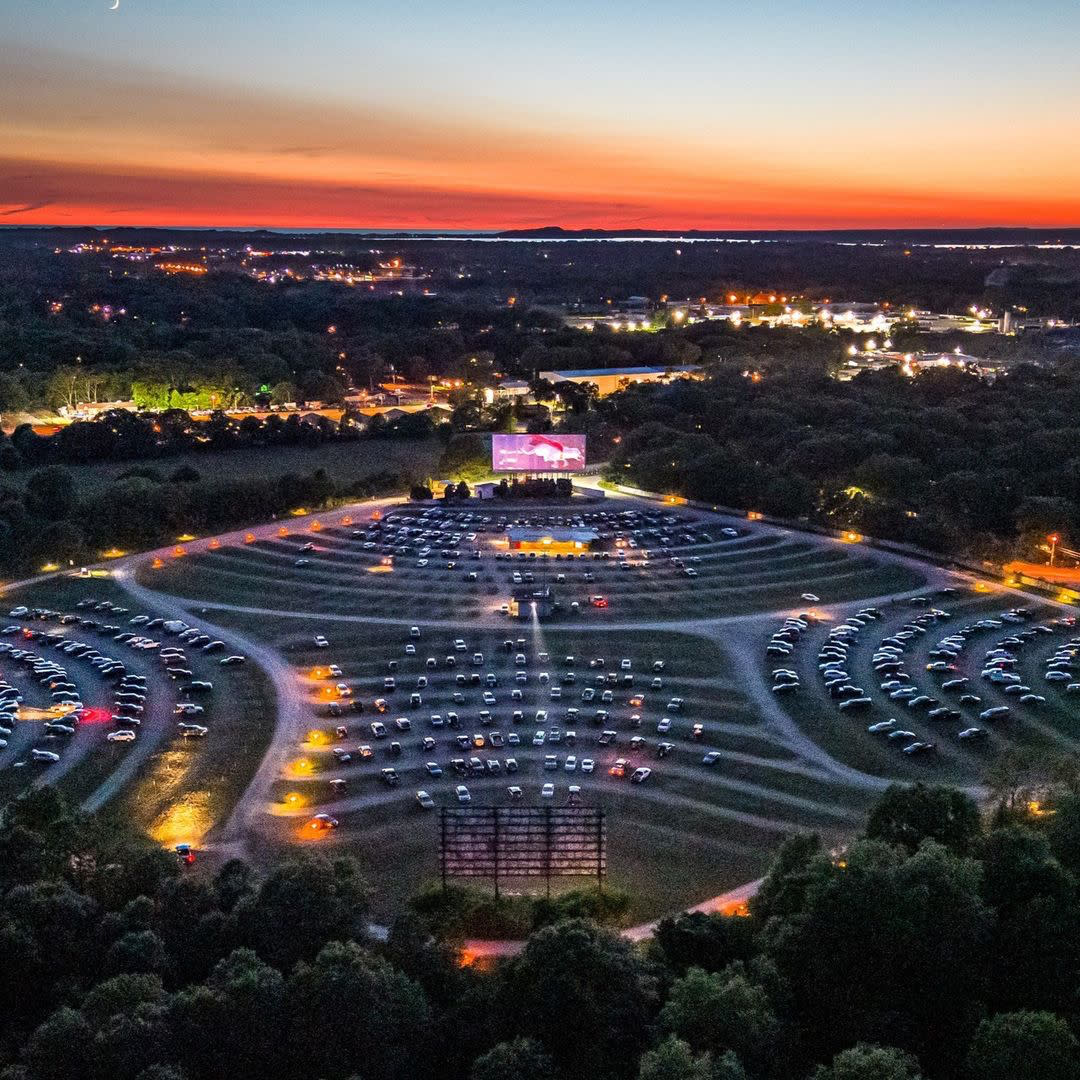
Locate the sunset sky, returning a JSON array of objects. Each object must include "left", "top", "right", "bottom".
[{"left": 4, "top": 0, "right": 1080, "bottom": 230}]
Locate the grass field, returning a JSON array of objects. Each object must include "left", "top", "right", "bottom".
[
  {"left": 52, "top": 438, "right": 441, "bottom": 495},
  {"left": 142, "top": 515, "right": 927, "bottom": 623}
]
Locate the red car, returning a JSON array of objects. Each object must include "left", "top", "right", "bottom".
[{"left": 589, "top": 595, "right": 609, "bottom": 609}]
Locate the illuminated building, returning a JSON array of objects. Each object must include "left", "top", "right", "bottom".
[
  {"left": 539, "top": 366, "right": 702, "bottom": 397},
  {"left": 506, "top": 526, "right": 598, "bottom": 554}
]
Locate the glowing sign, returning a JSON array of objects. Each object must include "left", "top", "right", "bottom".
[{"left": 492, "top": 434, "right": 586, "bottom": 473}]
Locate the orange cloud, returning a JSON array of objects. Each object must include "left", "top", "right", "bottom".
[{"left": 3, "top": 47, "right": 1079, "bottom": 230}]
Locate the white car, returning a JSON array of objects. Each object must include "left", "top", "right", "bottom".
[
  {"left": 580, "top": 758, "right": 595, "bottom": 773},
  {"left": 31, "top": 749, "right": 60, "bottom": 763},
  {"left": 867, "top": 720, "right": 897, "bottom": 733},
  {"left": 541, "top": 783, "right": 555, "bottom": 799},
  {"left": 631, "top": 767, "right": 652, "bottom": 783},
  {"left": 455, "top": 785, "right": 471, "bottom": 804},
  {"left": 564, "top": 755, "right": 577, "bottom": 771},
  {"left": 314, "top": 635, "right": 329, "bottom": 648},
  {"left": 107, "top": 729, "right": 137, "bottom": 743},
  {"left": 801, "top": 593, "right": 820, "bottom": 602}
]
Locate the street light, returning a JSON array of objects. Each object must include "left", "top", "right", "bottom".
[{"left": 1048, "top": 533, "right": 1060, "bottom": 566}]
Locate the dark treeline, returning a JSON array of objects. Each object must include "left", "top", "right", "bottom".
[
  {"left": 0, "top": 464, "right": 397, "bottom": 576},
  {"left": 602, "top": 363, "right": 1080, "bottom": 562},
  {"left": 0, "top": 407, "right": 437, "bottom": 470},
  {"left": 7, "top": 228, "right": 1080, "bottom": 324},
  {"left": 3, "top": 768, "right": 1080, "bottom": 1080}
]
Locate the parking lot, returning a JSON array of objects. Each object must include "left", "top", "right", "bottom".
[
  {"left": 132, "top": 496, "right": 934, "bottom": 917},
  {"left": 5, "top": 492, "right": 1076, "bottom": 922},
  {"left": 0, "top": 575, "right": 270, "bottom": 848},
  {"left": 767, "top": 590, "right": 1079, "bottom": 783}
]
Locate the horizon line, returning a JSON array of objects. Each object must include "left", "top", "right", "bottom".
[{"left": 5, "top": 223, "right": 1080, "bottom": 236}]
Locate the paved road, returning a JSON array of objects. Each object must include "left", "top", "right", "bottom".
[{"left": 460, "top": 876, "right": 765, "bottom": 962}]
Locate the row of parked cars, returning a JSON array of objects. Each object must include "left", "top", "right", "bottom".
[
  {"left": 858, "top": 604, "right": 1075, "bottom": 751},
  {"left": 297, "top": 628, "right": 696, "bottom": 818}
]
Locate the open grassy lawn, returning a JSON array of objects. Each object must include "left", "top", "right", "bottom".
[{"left": 56, "top": 438, "right": 442, "bottom": 495}]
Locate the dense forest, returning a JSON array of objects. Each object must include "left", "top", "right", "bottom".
[
  {"left": 4, "top": 356, "right": 1080, "bottom": 573},
  {"left": 2, "top": 770, "right": 1080, "bottom": 1080},
  {"left": 600, "top": 363, "right": 1080, "bottom": 563},
  {"left": 0, "top": 463, "right": 398, "bottom": 577},
  {"left": 1, "top": 234, "right": 1078, "bottom": 569},
  {"left": 1, "top": 230, "right": 1076, "bottom": 419}
]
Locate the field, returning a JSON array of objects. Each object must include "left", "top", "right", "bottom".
[
  {"left": 53, "top": 438, "right": 441, "bottom": 495},
  {"left": 3, "top": 490, "right": 1076, "bottom": 926}
]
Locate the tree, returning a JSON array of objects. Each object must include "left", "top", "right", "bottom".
[
  {"left": 0, "top": 439, "right": 22, "bottom": 471},
  {"left": 23, "top": 466, "right": 77, "bottom": 521},
  {"left": 658, "top": 966, "right": 779, "bottom": 1075},
  {"left": 810, "top": 1044, "right": 924, "bottom": 1080},
  {"left": 20, "top": 1007, "right": 93, "bottom": 1080},
  {"left": 438, "top": 433, "right": 490, "bottom": 481},
  {"left": 80, "top": 974, "right": 165, "bottom": 1028},
  {"left": 864, "top": 784, "right": 982, "bottom": 856},
  {"left": 984, "top": 748, "right": 1080, "bottom": 813},
  {"left": 653, "top": 912, "right": 756, "bottom": 975},
  {"left": 27, "top": 520, "right": 86, "bottom": 566},
  {"left": 235, "top": 854, "right": 369, "bottom": 970},
  {"left": 497, "top": 919, "right": 658, "bottom": 1079},
  {"left": 976, "top": 827, "right": 1080, "bottom": 1013},
  {"left": 134, "top": 1066, "right": 187, "bottom": 1080},
  {"left": 638, "top": 1036, "right": 745, "bottom": 1080},
  {"left": 0, "top": 372, "right": 31, "bottom": 414},
  {"left": 200, "top": 949, "right": 286, "bottom": 1080},
  {"left": 750, "top": 832, "right": 829, "bottom": 927},
  {"left": 470, "top": 1038, "right": 557, "bottom": 1080},
  {"left": 91, "top": 1002, "right": 171, "bottom": 1080},
  {"left": 298, "top": 369, "right": 345, "bottom": 404},
  {"left": 1047, "top": 793, "right": 1080, "bottom": 876},
  {"left": 763, "top": 840, "right": 990, "bottom": 1074},
  {"left": 106, "top": 930, "right": 169, "bottom": 976},
  {"left": 269, "top": 381, "right": 298, "bottom": 407},
  {"left": 965, "top": 1012, "right": 1079, "bottom": 1080},
  {"left": 287, "top": 940, "right": 431, "bottom": 1080},
  {"left": 1015, "top": 496, "right": 1078, "bottom": 559}
]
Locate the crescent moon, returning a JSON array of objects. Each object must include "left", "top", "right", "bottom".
[{"left": 110, "top": 0, "right": 119, "bottom": 9}]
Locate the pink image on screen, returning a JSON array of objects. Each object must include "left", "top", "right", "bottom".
[{"left": 492, "top": 434, "right": 586, "bottom": 472}]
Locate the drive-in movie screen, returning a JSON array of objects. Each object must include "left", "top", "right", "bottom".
[{"left": 492, "top": 434, "right": 587, "bottom": 473}]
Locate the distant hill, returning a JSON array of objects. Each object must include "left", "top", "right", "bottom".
[{"left": 495, "top": 225, "right": 1080, "bottom": 244}]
